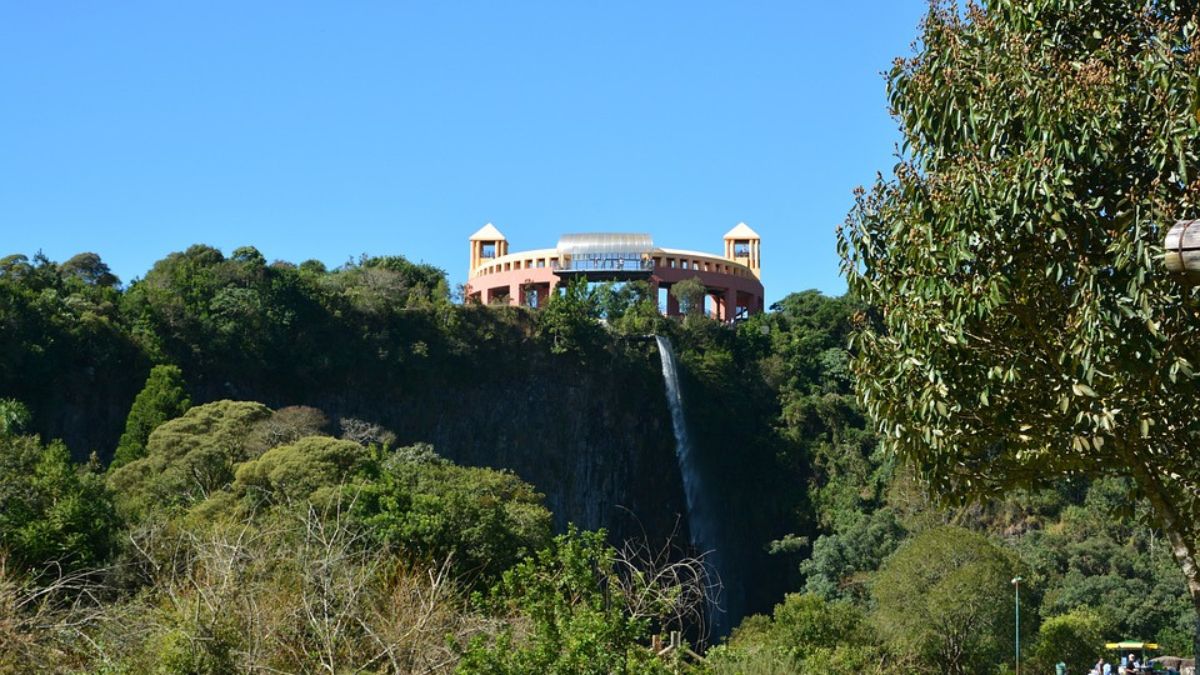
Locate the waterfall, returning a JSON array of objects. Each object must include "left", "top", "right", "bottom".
[{"left": 654, "top": 335, "right": 726, "bottom": 635}]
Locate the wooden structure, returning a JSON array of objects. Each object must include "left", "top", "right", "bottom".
[{"left": 1164, "top": 220, "right": 1200, "bottom": 283}]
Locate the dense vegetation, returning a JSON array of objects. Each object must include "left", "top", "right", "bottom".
[
  {"left": 8, "top": 7, "right": 1200, "bottom": 661},
  {"left": 1, "top": 243, "right": 1193, "bottom": 673},
  {"left": 711, "top": 297, "right": 1195, "bottom": 673},
  {"left": 837, "top": 0, "right": 1200, "bottom": 669},
  {"left": 0, "top": 247, "right": 801, "bottom": 671}
]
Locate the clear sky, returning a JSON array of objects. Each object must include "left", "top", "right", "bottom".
[{"left": 1, "top": 2, "right": 926, "bottom": 304}]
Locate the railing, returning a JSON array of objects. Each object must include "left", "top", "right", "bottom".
[{"left": 556, "top": 255, "right": 655, "bottom": 273}]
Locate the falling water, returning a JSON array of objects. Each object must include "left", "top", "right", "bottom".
[{"left": 654, "top": 335, "right": 727, "bottom": 636}]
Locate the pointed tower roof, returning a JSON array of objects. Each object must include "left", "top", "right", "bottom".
[
  {"left": 469, "top": 223, "right": 507, "bottom": 241},
  {"left": 723, "top": 222, "right": 760, "bottom": 240}
]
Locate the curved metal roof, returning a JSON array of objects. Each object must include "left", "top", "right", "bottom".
[{"left": 556, "top": 233, "right": 653, "bottom": 255}]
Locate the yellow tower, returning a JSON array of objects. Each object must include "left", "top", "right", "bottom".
[
  {"left": 723, "top": 222, "right": 761, "bottom": 279},
  {"left": 468, "top": 223, "right": 508, "bottom": 279}
]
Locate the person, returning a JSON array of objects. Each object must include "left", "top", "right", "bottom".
[
  {"left": 1057, "top": 662, "right": 1067, "bottom": 675},
  {"left": 1104, "top": 660, "right": 1113, "bottom": 675}
]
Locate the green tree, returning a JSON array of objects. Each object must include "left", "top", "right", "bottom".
[
  {"left": 838, "top": 1, "right": 1200, "bottom": 661},
  {"left": 0, "top": 398, "right": 31, "bottom": 438},
  {"left": 1028, "top": 608, "right": 1108, "bottom": 674},
  {"left": 669, "top": 277, "right": 706, "bottom": 317},
  {"left": 800, "top": 508, "right": 906, "bottom": 603},
  {"left": 107, "top": 400, "right": 272, "bottom": 520},
  {"left": 0, "top": 434, "right": 119, "bottom": 572},
  {"left": 457, "top": 527, "right": 664, "bottom": 675},
  {"left": 717, "top": 592, "right": 880, "bottom": 673},
  {"left": 233, "top": 435, "right": 372, "bottom": 506},
  {"left": 359, "top": 450, "right": 552, "bottom": 585},
  {"left": 59, "top": 252, "right": 119, "bottom": 287},
  {"left": 0, "top": 251, "right": 141, "bottom": 456},
  {"left": 537, "top": 278, "right": 601, "bottom": 355},
  {"left": 1017, "top": 481, "right": 1192, "bottom": 652},
  {"left": 111, "top": 364, "right": 191, "bottom": 468},
  {"left": 871, "top": 526, "right": 1017, "bottom": 674}
]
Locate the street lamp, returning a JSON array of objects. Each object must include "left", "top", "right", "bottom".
[{"left": 1012, "top": 576, "right": 1023, "bottom": 675}]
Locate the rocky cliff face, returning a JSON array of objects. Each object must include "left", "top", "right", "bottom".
[
  {"left": 313, "top": 339, "right": 690, "bottom": 549},
  {"left": 32, "top": 308, "right": 795, "bottom": 632}
]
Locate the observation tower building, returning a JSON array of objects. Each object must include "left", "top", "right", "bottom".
[{"left": 465, "top": 224, "right": 764, "bottom": 321}]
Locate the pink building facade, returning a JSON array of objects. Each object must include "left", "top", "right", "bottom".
[{"left": 464, "top": 225, "right": 765, "bottom": 322}]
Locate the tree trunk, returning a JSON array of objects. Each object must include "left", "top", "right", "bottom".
[
  {"left": 1194, "top": 591, "right": 1200, "bottom": 675},
  {"left": 1163, "top": 527, "right": 1200, "bottom": 675},
  {"left": 1137, "top": 469, "right": 1200, "bottom": 672}
]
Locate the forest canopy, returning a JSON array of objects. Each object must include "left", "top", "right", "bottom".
[{"left": 0, "top": 236, "right": 1195, "bottom": 672}]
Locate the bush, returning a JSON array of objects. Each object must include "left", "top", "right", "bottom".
[
  {"left": 359, "top": 451, "right": 551, "bottom": 584},
  {"left": 1028, "top": 608, "right": 1108, "bottom": 674},
  {"left": 0, "top": 435, "right": 119, "bottom": 573},
  {"left": 244, "top": 405, "right": 330, "bottom": 458},
  {"left": 457, "top": 527, "right": 665, "bottom": 675},
  {"left": 718, "top": 593, "right": 881, "bottom": 674},
  {"left": 107, "top": 400, "right": 272, "bottom": 520},
  {"left": 234, "top": 435, "right": 372, "bottom": 506}
]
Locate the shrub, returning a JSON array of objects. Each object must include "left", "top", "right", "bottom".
[
  {"left": 107, "top": 400, "right": 271, "bottom": 520},
  {"left": 1028, "top": 608, "right": 1108, "bottom": 674}
]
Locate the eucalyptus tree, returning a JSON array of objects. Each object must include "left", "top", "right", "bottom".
[{"left": 838, "top": 0, "right": 1200, "bottom": 660}]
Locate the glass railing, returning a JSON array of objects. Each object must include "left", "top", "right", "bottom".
[{"left": 557, "top": 256, "right": 655, "bottom": 272}]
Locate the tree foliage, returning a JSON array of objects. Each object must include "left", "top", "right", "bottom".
[
  {"left": 111, "top": 364, "right": 191, "bottom": 468},
  {"left": 800, "top": 508, "right": 906, "bottom": 603},
  {"left": 107, "top": 400, "right": 272, "bottom": 520},
  {"left": 670, "top": 277, "right": 707, "bottom": 317},
  {"left": 838, "top": 0, "right": 1200, "bottom": 657},
  {"left": 359, "top": 454, "right": 551, "bottom": 585},
  {"left": 0, "top": 434, "right": 118, "bottom": 573},
  {"left": 0, "top": 252, "right": 143, "bottom": 456},
  {"left": 234, "top": 435, "right": 372, "bottom": 506},
  {"left": 458, "top": 527, "right": 666, "bottom": 675},
  {"left": 245, "top": 405, "right": 331, "bottom": 457},
  {"left": 0, "top": 399, "right": 31, "bottom": 438},
  {"left": 714, "top": 592, "right": 881, "bottom": 673},
  {"left": 537, "top": 278, "right": 602, "bottom": 355},
  {"left": 1018, "top": 478, "right": 1193, "bottom": 650},
  {"left": 871, "top": 526, "right": 1017, "bottom": 674},
  {"left": 59, "top": 252, "right": 119, "bottom": 287},
  {"left": 1028, "top": 608, "right": 1108, "bottom": 674}
]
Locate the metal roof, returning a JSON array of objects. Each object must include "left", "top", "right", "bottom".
[{"left": 556, "top": 233, "right": 653, "bottom": 255}]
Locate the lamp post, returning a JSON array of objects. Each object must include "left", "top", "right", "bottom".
[{"left": 1012, "top": 576, "right": 1023, "bottom": 675}]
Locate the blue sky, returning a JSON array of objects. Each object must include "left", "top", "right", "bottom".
[{"left": 1, "top": 2, "right": 926, "bottom": 304}]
